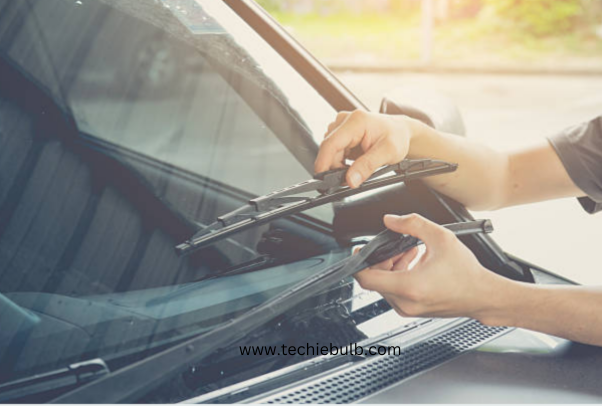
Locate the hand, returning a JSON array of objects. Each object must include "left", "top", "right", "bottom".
[
  {"left": 314, "top": 110, "right": 423, "bottom": 188},
  {"left": 355, "top": 214, "right": 507, "bottom": 321}
]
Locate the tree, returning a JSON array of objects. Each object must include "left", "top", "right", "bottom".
[{"left": 482, "top": 0, "right": 583, "bottom": 36}]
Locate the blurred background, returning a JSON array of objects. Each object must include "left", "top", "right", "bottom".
[
  {"left": 259, "top": 0, "right": 602, "bottom": 286},
  {"left": 257, "top": 0, "right": 602, "bottom": 70}
]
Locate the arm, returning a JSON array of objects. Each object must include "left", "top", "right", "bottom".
[
  {"left": 357, "top": 214, "right": 602, "bottom": 346},
  {"left": 485, "top": 281, "right": 602, "bottom": 346},
  {"left": 315, "top": 110, "right": 584, "bottom": 210}
]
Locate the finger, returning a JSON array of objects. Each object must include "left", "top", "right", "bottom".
[
  {"left": 392, "top": 246, "right": 420, "bottom": 271},
  {"left": 324, "top": 119, "right": 343, "bottom": 139},
  {"left": 314, "top": 130, "right": 355, "bottom": 174},
  {"left": 346, "top": 138, "right": 397, "bottom": 188},
  {"left": 332, "top": 149, "right": 347, "bottom": 169},
  {"left": 354, "top": 268, "right": 415, "bottom": 295},
  {"left": 324, "top": 111, "right": 351, "bottom": 138},
  {"left": 383, "top": 213, "right": 454, "bottom": 251},
  {"left": 314, "top": 111, "right": 367, "bottom": 174},
  {"left": 325, "top": 122, "right": 338, "bottom": 137},
  {"left": 372, "top": 252, "right": 405, "bottom": 271}
]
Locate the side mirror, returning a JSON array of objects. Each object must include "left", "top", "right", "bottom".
[{"left": 380, "top": 86, "right": 466, "bottom": 136}]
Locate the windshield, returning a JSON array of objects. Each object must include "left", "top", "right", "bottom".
[{"left": 0, "top": 0, "right": 423, "bottom": 402}]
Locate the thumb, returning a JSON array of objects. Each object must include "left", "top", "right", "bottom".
[{"left": 383, "top": 214, "right": 453, "bottom": 250}]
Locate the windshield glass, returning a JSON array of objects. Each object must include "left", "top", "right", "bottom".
[{"left": 0, "top": 0, "right": 423, "bottom": 401}]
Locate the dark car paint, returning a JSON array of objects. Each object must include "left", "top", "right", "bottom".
[{"left": 361, "top": 328, "right": 602, "bottom": 404}]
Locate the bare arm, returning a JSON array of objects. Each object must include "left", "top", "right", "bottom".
[
  {"left": 315, "top": 110, "right": 584, "bottom": 210},
  {"left": 484, "top": 280, "right": 602, "bottom": 346},
  {"left": 356, "top": 214, "right": 602, "bottom": 347},
  {"left": 410, "top": 123, "right": 583, "bottom": 209}
]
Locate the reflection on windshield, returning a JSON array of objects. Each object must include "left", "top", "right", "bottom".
[{"left": 0, "top": 0, "right": 418, "bottom": 402}]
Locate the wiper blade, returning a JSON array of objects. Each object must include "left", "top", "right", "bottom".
[
  {"left": 52, "top": 219, "right": 491, "bottom": 404},
  {"left": 145, "top": 255, "right": 277, "bottom": 307},
  {"left": 176, "top": 159, "right": 457, "bottom": 255},
  {"left": 0, "top": 359, "right": 109, "bottom": 403}
]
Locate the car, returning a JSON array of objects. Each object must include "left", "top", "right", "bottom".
[{"left": 0, "top": 0, "right": 601, "bottom": 403}]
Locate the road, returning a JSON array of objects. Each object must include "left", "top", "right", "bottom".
[{"left": 336, "top": 71, "right": 602, "bottom": 285}]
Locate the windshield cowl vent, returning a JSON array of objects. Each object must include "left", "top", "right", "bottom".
[{"left": 255, "top": 321, "right": 508, "bottom": 404}]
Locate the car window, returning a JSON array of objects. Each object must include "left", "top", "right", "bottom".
[
  {"left": 0, "top": 0, "right": 422, "bottom": 402},
  {"left": 3, "top": 0, "right": 333, "bottom": 196}
]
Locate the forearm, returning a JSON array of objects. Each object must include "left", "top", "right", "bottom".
[
  {"left": 406, "top": 119, "right": 511, "bottom": 210},
  {"left": 478, "top": 275, "right": 602, "bottom": 346},
  {"left": 405, "top": 118, "right": 584, "bottom": 210}
]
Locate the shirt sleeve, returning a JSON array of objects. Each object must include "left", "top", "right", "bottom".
[{"left": 547, "top": 115, "right": 602, "bottom": 214}]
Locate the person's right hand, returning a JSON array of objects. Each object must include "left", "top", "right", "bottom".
[
  {"left": 314, "top": 110, "right": 423, "bottom": 188},
  {"left": 354, "top": 214, "right": 507, "bottom": 321}
]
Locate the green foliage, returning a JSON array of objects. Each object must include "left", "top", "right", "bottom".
[
  {"left": 482, "top": 0, "right": 583, "bottom": 37},
  {"left": 255, "top": 0, "right": 282, "bottom": 13}
]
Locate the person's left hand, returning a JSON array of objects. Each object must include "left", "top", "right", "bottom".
[{"left": 355, "top": 214, "right": 508, "bottom": 321}]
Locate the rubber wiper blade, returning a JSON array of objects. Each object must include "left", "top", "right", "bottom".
[
  {"left": 175, "top": 158, "right": 457, "bottom": 255},
  {"left": 52, "top": 219, "right": 491, "bottom": 404}
]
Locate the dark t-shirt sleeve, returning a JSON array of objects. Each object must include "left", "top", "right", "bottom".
[{"left": 547, "top": 116, "right": 602, "bottom": 214}]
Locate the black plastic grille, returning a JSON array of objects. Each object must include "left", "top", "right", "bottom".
[{"left": 260, "top": 321, "right": 508, "bottom": 404}]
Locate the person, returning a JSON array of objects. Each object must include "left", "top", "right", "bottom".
[{"left": 314, "top": 110, "right": 602, "bottom": 346}]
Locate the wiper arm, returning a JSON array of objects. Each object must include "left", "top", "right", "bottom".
[
  {"left": 175, "top": 159, "right": 457, "bottom": 255},
  {"left": 53, "top": 219, "right": 491, "bottom": 404},
  {"left": 0, "top": 359, "right": 109, "bottom": 403}
]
